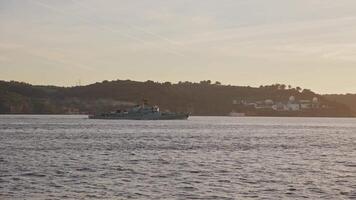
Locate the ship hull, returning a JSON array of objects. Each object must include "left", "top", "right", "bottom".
[{"left": 88, "top": 113, "right": 189, "bottom": 120}]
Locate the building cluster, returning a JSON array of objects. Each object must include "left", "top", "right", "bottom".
[{"left": 240, "top": 96, "right": 321, "bottom": 112}]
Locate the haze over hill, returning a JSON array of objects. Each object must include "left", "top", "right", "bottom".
[{"left": 0, "top": 79, "right": 354, "bottom": 117}]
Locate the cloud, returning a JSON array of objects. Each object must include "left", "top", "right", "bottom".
[
  {"left": 71, "top": 0, "right": 183, "bottom": 46},
  {"left": 26, "top": 0, "right": 186, "bottom": 57},
  {"left": 0, "top": 43, "right": 24, "bottom": 49},
  {"left": 0, "top": 55, "right": 9, "bottom": 62},
  {"left": 0, "top": 41, "right": 96, "bottom": 71}
]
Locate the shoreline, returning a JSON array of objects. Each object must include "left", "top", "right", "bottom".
[{"left": 1, "top": 114, "right": 355, "bottom": 118}]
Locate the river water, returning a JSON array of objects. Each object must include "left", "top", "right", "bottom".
[{"left": 0, "top": 115, "right": 356, "bottom": 199}]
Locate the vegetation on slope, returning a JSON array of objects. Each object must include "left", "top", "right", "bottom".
[
  {"left": 324, "top": 94, "right": 356, "bottom": 114},
  {"left": 0, "top": 80, "right": 353, "bottom": 116}
]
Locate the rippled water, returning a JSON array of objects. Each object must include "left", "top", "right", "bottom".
[{"left": 1, "top": 115, "right": 356, "bottom": 199}]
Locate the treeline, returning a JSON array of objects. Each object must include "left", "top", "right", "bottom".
[{"left": 0, "top": 79, "right": 353, "bottom": 116}]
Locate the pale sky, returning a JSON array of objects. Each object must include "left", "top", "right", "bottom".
[{"left": 1, "top": 0, "right": 356, "bottom": 93}]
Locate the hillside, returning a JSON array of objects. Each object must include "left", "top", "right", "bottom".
[
  {"left": 0, "top": 80, "right": 354, "bottom": 117},
  {"left": 324, "top": 94, "right": 356, "bottom": 114}
]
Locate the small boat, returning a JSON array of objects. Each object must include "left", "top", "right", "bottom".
[{"left": 88, "top": 101, "right": 189, "bottom": 120}]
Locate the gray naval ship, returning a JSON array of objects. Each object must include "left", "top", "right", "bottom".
[{"left": 89, "top": 101, "right": 189, "bottom": 120}]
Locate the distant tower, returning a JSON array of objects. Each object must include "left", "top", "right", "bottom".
[
  {"left": 312, "top": 97, "right": 319, "bottom": 108},
  {"left": 312, "top": 97, "right": 318, "bottom": 103}
]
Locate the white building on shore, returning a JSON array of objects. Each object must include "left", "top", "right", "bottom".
[{"left": 249, "top": 96, "right": 320, "bottom": 112}]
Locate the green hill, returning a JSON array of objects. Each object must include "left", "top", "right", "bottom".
[
  {"left": 324, "top": 94, "right": 356, "bottom": 114},
  {"left": 0, "top": 79, "right": 353, "bottom": 117}
]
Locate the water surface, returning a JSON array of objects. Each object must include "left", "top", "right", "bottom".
[{"left": 1, "top": 115, "right": 356, "bottom": 199}]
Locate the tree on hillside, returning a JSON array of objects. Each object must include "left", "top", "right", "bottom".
[
  {"left": 296, "top": 87, "right": 302, "bottom": 92},
  {"left": 200, "top": 80, "right": 212, "bottom": 85},
  {"left": 279, "top": 84, "right": 286, "bottom": 90}
]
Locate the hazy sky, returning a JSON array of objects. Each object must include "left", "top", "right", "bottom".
[{"left": 1, "top": 0, "right": 356, "bottom": 93}]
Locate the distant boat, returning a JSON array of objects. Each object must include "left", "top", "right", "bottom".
[{"left": 88, "top": 102, "right": 189, "bottom": 120}]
